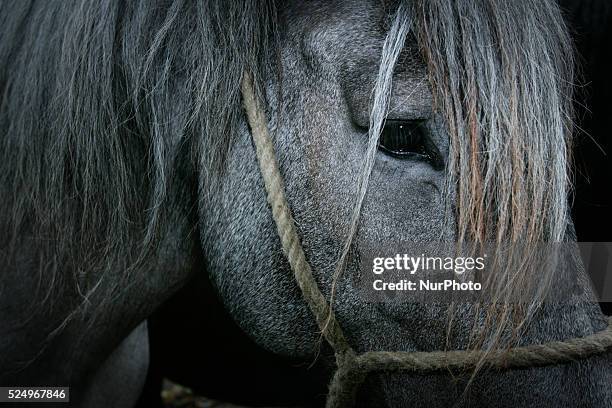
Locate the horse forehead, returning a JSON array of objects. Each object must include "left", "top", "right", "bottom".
[
  {"left": 282, "top": 1, "right": 424, "bottom": 81},
  {"left": 281, "top": 1, "right": 430, "bottom": 124},
  {"left": 282, "top": 0, "right": 390, "bottom": 63}
]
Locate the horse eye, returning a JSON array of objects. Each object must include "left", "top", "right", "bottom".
[{"left": 378, "top": 120, "right": 443, "bottom": 169}]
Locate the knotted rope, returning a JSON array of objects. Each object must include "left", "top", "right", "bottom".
[{"left": 241, "top": 72, "right": 612, "bottom": 408}]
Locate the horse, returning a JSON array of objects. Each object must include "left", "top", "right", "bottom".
[{"left": 1, "top": 1, "right": 610, "bottom": 407}]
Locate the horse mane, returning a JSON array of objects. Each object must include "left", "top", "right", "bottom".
[
  {"left": 0, "top": 0, "right": 276, "bottom": 312},
  {"left": 415, "top": 0, "right": 575, "bottom": 336}
]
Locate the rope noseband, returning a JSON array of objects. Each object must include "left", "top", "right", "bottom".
[{"left": 240, "top": 72, "right": 612, "bottom": 408}]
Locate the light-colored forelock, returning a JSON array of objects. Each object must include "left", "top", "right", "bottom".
[
  {"left": 327, "top": 2, "right": 412, "bottom": 318},
  {"left": 330, "top": 0, "right": 576, "bottom": 367}
]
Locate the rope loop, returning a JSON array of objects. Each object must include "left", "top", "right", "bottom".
[{"left": 326, "top": 350, "right": 366, "bottom": 408}]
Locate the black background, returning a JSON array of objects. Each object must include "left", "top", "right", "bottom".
[{"left": 562, "top": 1, "right": 612, "bottom": 314}]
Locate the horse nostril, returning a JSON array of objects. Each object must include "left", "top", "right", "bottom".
[{"left": 377, "top": 119, "right": 444, "bottom": 170}]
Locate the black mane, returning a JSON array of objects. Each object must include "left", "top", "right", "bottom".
[{"left": 0, "top": 0, "right": 276, "bottom": 305}]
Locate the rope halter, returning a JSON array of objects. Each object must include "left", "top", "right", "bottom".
[{"left": 240, "top": 72, "right": 612, "bottom": 408}]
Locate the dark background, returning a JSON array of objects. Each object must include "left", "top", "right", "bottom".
[
  {"left": 562, "top": 1, "right": 612, "bottom": 314},
  {"left": 138, "top": 2, "right": 612, "bottom": 406}
]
